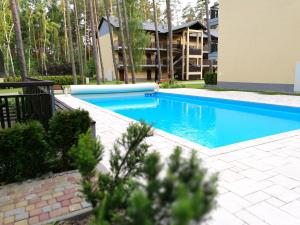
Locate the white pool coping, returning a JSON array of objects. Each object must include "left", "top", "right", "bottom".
[{"left": 56, "top": 88, "right": 300, "bottom": 225}]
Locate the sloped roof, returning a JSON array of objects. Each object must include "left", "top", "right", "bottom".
[{"left": 99, "top": 16, "right": 207, "bottom": 34}]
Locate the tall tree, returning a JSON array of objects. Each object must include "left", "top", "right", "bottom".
[
  {"left": 9, "top": 0, "right": 27, "bottom": 79},
  {"left": 103, "top": 0, "right": 118, "bottom": 80},
  {"left": 205, "top": 0, "right": 213, "bottom": 72},
  {"left": 73, "top": 0, "right": 84, "bottom": 84},
  {"left": 152, "top": 0, "right": 162, "bottom": 81},
  {"left": 182, "top": 3, "right": 196, "bottom": 22},
  {"left": 116, "top": 0, "right": 129, "bottom": 84},
  {"left": 93, "top": 0, "right": 105, "bottom": 83},
  {"left": 196, "top": 0, "right": 207, "bottom": 24},
  {"left": 166, "top": 0, "right": 174, "bottom": 79},
  {"left": 121, "top": 0, "right": 136, "bottom": 83},
  {"left": 65, "top": 0, "right": 77, "bottom": 84},
  {"left": 87, "top": 0, "right": 102, "bottom": 84}
]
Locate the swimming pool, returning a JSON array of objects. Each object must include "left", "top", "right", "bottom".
[{"left": 76, "top": 92, "right": 300, "bottom": 148}]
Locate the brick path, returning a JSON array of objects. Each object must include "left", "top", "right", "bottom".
[{"left": 0, "top": 171, "right": 91, "bottom": 225}]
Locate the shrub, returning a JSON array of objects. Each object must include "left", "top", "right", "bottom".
[
  {"left": 71, "top": 122, "right": 217, "bottom": 225},
  {"left": 37, "top": 63, "right": 73, "bottom": 75},
  {"left": 4, "top": 75, "right": 81, "bottom": 85},
  {"left": 0, "top": 121, "right": 49, "bottom": 183},
  {"left": 48, "top": 109, "right": 92, "bottom": 170},
  {"left": 204, "top": 72, "right": 217, "bottom": 85}
]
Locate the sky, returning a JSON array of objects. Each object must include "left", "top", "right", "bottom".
[{"left": 160, "top": 0, "right": 218, "bottom": 24}]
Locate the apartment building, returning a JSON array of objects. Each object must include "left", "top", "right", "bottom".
[
  {"left": 218, "top": 0, "right": 300, "bottom": 92},
  {"left": 98, "top": 16, "right": 218, "bottom": 82}
]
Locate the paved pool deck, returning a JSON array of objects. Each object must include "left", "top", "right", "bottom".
[{"left": 56, "top": 88, "right": 300, "bottom": 225}]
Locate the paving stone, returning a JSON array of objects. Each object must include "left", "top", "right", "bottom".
[
  {"left": 39, "top": 213, "right": 49, "bottom": 222},
  {"left": 49, "top": 207, "right": 69, "bottom": 218},
  {"left": 51, "top": 202, "right": 61, "bottom": 210},
  {"left": 42, "top": 205, "right": 52, "bottom": 213},
  {"left": 266, "top": 197, "right": 286, "bottom": 207},
  {"left": 281, "top": 200, "right": 300, "bottom": 219},
  {"left": 14, "top": 219, "right": 28, "bottom": 225},
  {"left": 5, "top": 207, "right": 25, "bottom": 217},
  {"left": 244, "top": 191, "right": 270, "bottom": 204},
  {"left": 41, "top": 195, "right": 52, "bottom": 201},
  {"left": 28, "top": 216, "right": 39, "bottom": 224},
  {"left": 29, "top": 208, "right": 42, "bottom": 217},
  {"left": 25, "top": 205, "right": 35, "bottom": 212},
  {"left": 1, "top": 204, "right": 14, "bottom": 212},
  {"left": 3, "top": 216, "right": 14, "bottom": 224},
  {"left": 235, "top": 209, "right": 268, "bottom": 225},
  {"left": 15, "top": 212, "right": 28, "bottom": 221},
  {"left": 248, "top": 202, "right": 300, "bottom": 225},
  {"left": 61, "top": 200, "right": 70, "bottom": 207},
  {"left": 218, "top": 192, "right": 251, "bottom": 213},
  {"left": 69, "top": 204, "right": 81, "bottom": 212},
  {"left": 15, "top": 201, "right": 27, "bottom": 208}
]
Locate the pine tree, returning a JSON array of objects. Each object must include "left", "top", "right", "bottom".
[{"left": 71, "top": 122, "right": 218, "bottom": 225}]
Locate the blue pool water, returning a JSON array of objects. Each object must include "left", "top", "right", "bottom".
[{"left": 76, "top": 92, "right": 300, "bottom": 148}]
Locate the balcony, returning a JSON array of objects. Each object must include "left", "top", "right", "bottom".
[{"left": 189, "top": 47, "right": 201, "bottom": 55}]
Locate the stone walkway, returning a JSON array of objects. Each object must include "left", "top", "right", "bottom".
[
  {"left": 0, "top": 171, "right": 90, "bottom": 225},
  {"left": 57, "top": 88, "right": 300, "bottom": 225}
]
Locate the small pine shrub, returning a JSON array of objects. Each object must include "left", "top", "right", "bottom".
[
  {"left": 4, "top": 75, "right": 81, "bottom": 85},
  {"left": 48, "top": 109, "right": 92, "bottom": 170},
  {"left": 0, "top": 121, "right": 49, "bottom": 183},
  {"left": 204, "top": 72, "right": 217, "bottom": 85},
  {"left": 71, "top": 122, "right": 217, "bottom": 225}
]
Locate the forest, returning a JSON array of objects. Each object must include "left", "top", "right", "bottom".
[{"left": 0, "top": 0, "right": 210, "bottom": 84}]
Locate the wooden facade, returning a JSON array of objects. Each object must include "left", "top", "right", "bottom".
[{"left": 98, "top": 17, "right": 218, "bottom": 82}]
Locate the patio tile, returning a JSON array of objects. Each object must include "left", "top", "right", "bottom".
[
  {"left": 281, "top": 200, "right": 300, "bottom": 219},
  {"left": 244, "top": 191, "right": 270, "bottom": 204},
  {"left": 235, "top": 209, "right": 268, "bottom": 225},
  {"left": 248, "top": 202, "right": 300, "bottom": 225},
  {"left": 218, "top": 192, "right": 251, "bottom": 213}
]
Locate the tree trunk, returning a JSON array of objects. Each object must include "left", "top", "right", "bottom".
[
  {"left": 104, "top": 0, "right": 119, "bottom": 81},
  {"left": 152, "top": 0, "right": 162, "bottom": 82},
  {"left": 87, "top": 0, "right": 102, "bottom": 84},
  {"left": 9, "top": 0, "right": 27, "bottom": 79},
  {"left": 121, "top": 0, "right": 136, "bottom": 84},
  {"left": 166, "top": 0, "right": 174, "bottom": 80},
  {"left": 93, "top": 0, "right": 105, "bottom": 83},
  {"left": 116, "top": 0, "right": 129, "bottom": 84},
  {"left": 65, "top": 0, "right": 77, "bottom": 84},
  {"left": 73, "top": 0, "right": 85, "bottom": 84},
  {"left": 205, "top": 0, "right": 213, "bottom": 73},
  {"left": 62, "top": 0, "right": 70, "bottom": 62}
]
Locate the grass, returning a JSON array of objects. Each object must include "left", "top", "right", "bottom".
[{"left": 0, "top": 88, "right": 22, "bottom": 94}]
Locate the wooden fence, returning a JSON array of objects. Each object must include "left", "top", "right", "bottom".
[{"left": 0, "top": 78, "right": 54, "bottom": 129}]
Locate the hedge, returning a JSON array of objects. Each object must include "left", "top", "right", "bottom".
[
  {"left": 204, "top": 72, "right": 217, "bottom": 85},
  {"left": 48, "top": 109, "right": 92, "bottom": 170},
  {"left": 4, "top": 75, "right": 81, "bottom": 85},
  {"left": 0, "top": 121, "right": 50, "bottom": 183}
]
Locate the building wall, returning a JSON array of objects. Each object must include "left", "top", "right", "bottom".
[{"left": 218, "top": 0, "right": 300, "bottom": 91}]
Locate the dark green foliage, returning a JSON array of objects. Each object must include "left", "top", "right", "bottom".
[
  {"left": 37, "top": 63, "right": 73, "bottom": 75},
  {"left": 204, "top": 72, "right": 218, "bottom": 85},
  {"left": 4, "top": 75, "right": 81, "bottom": 85},
  {"left": 48, "top": 109, "right": 91, "bottom": 169},
  {"left": 72, "top": 122, "right": 217, "bottom": 225},
  {"left": 0, "top": 121, "right": 49, "bottom": 183}
]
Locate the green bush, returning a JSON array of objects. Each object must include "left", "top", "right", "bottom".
[
  {"left": 4, "top": 75, "right": 81, "bottom": 85},
  {"left": 204, "top": 72, "right": 217, "bottom": 85},
  {"left": 48, "top": 109, "right": 92, "bottom": 170},
  {"left": 71, "top": 122, "right": 217, "bottom": 225},
  {"left": 0, "top": 121, "right": 49, "bottom": 183}
]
